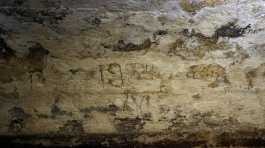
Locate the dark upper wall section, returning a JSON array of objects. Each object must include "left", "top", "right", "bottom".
[{"left": 0, "top": 0, "right": 171, "bottom": 11}]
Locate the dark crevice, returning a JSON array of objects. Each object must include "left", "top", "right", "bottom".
[{"left": 0, "top": 37, "right": 15, "bottom": 60}]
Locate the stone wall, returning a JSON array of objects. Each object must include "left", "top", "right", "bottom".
[{"left": 0, "top": 0, "right": 265, "bottom": 147}]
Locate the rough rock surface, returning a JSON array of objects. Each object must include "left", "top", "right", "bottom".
[{"left": 0, "top": 0, "right": 265, "bottom": 147}]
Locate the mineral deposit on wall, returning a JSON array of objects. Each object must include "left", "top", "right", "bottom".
[{"left": 0, "top": 0, "right": 265, "bottom": 147}]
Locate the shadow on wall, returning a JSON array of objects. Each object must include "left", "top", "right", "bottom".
[{"left": 1, "top": 130, "right": 265, "bottom": 148}]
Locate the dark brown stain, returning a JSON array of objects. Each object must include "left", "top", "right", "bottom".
[
  {"left": 192, "top": 93, "right": 201, "bottom": 100},
  {"left": 28, "top": 43, "right": 49, "bottom": 73},
  {"left": 246, "top": 69, "right": 256, "bottom": 89},
  {"left": 8, "top": 107, "right": 31, "bottom": 133},
  {"left": 50, "top": 98, "right": 72, "bottom": 118},
  {"left": 153, "top": 30, "right": 168, "bottom": 40},
  {"left": 245, "top": 63, "right": 265, "bottom": 89},
  {"left": 113, "top": 39, "right": 151, "bottom": 52},
  {"left": 8, "top": 107, "right": 31, "bottom": 121},
  {"left": 114, "top": 117, "right": 145, "bottom": 134},
  {"left": 80, "top": 104, "right": 119, "bottom": 114},
  {"left": 79, "top": 104, "right": 119, "bottom": 118},
  {"left": 58, "top": 120, "right": 85, "bottom": 136},
  {"left": 69, "top": 69, "right": 80, "bottom": 75},
  {"left": 91, "top": 17, "right": 102, "bottom": 27},
  {"left": 34, "top": 98, "right": 73, "bottom": 119},
  {"left": 0, "top": 7, "right": 71, "bottom": 25},
  {"left": 214, "top": 22, "right": 251, "bottom": 38},
  {"left": 50, "top": 103, "right": 72, "bottom": 118}
]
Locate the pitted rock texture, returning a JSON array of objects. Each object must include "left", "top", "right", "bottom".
[{"left": 0, "top": 0, "right": 265, "bottom": 147}]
